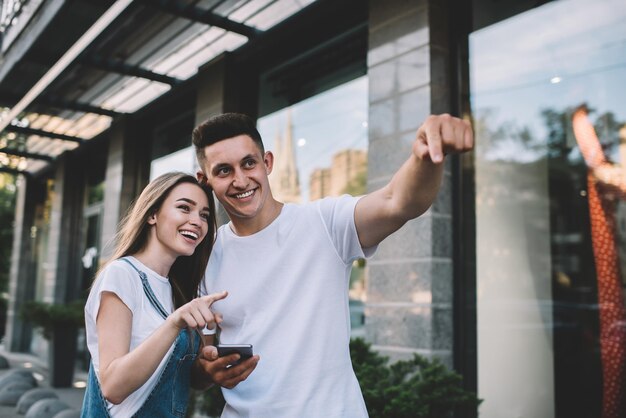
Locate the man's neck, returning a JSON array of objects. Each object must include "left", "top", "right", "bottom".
[{"left": 229, "top": 198, "right": 284, "bottom": 236}]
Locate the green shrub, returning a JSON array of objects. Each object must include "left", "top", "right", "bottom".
[
  {"left": 20, "top": 300, "right": 85, "bottom": 340},
  {"left": 350, "top": 338, "right": 482, "bottom": 418},
  {"left": 194, "top": 384, "right": 225, "bottom": 417}
]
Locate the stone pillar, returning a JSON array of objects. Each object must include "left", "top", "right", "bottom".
[
  {"left": 196, "top": 53, "right": 259, "bottom": 126},
  {"left": 196, "top": 56, "right": 228, "bottom": 127},
  {"left": 44, "top": 154, "right": 85, "bottom": 303},
  {"left": 5, "top": 175, "right": 41, "bottom": 352},
  {"left": 365, "top": 0, "right": 455, "bottom": 366},
  {"left": 99, "top": 117, "right": 147, "bottom": 262},
  {"left": 195, "top": 53, "right": 258, "bottom": 226}
]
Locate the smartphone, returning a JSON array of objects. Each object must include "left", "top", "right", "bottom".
[{"left": 217, "top": 344, "right": 253, "bottom": 365}]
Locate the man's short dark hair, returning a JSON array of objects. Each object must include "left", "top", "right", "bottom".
[{"left": 192, "top": 113, "right": 265, "bottom": 166}]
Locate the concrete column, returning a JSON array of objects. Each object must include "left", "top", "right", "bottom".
[
  {"left": 196, "top": 53, "right": 259, "bottom": 126},
  {"left": 365, "top": 0, "right": 455, "bottom": 366},
  {"left": 99, "top": 117, "right": 147, "bottom": 262},
  {"left": 5, "top": 175, "right": 41, "bottom": 352},
  {"left": 44, "top": 154, "right": 85, "bottom": 303},
  {"left": 196, "top": 56, "right": 228, "bottom": 127},
  {"left": 196, "top": 56, "right": 229, "bottom": 226},
  {"left": 195, "top": 53, "right": 258, "bottom": 226}
]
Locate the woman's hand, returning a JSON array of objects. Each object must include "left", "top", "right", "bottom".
[
  {"left": 98, "top": 290, "right": 228, "bottom": 404},
  {"left": 168, "top": 291, "right": 228, "bottom": 331}
]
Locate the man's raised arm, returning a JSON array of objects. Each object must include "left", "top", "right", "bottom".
[{"left": 355, "top": 114, "right": 473, "bottom": 248}]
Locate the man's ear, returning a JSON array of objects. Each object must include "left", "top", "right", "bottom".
[
  {"left": 264, "top": 151, "right": 274, "bottom": 175},
  {"left": 196, "top": 169, "right": 208, "bottom": 185}
]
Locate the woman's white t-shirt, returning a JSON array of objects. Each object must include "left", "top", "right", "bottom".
[{"left": 84, "top": 256, "right": 174, "bottom": 417}]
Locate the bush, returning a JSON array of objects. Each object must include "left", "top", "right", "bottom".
[
  {"left": 193, "top": 384, "right": 225, "bottom": 417},
  {"left": 20, "top": 300, "right": 85, "bottom": 340},
  {"left": 350, "top": 338, "right": 482, "bottom": 418},
  {"left": 195, "top": 338, "right": 481, "bottom": 417}
]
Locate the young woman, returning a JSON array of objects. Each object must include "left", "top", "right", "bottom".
[{"left": 81, "top": 172, "right": 226, "bottom": 417}]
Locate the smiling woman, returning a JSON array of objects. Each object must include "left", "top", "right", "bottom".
[
  {"left": 80, "top": 172, "right": 226, "bottom": 417},
  {"left": 146, "top": 183, "right": 213, "bottom": 260}
]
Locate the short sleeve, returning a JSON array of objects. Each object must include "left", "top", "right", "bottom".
[
  {"left": 86, "top": 260, "right": 141, "bottom": 322},
  {"left": 317, "top": 195, "right": 376, "bottom": 263}
]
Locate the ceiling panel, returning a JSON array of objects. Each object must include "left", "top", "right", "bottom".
[{"left": 0, "top": 0, "right": 319, "bottom": 175}]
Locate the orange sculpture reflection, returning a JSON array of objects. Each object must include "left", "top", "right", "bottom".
[{"left": 572, "top": 106, "right": 626, "bottom": 418}]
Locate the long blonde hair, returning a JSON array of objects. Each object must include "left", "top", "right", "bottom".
[{"left": 107, "top": 172, "right": 216, "bottom": 308}]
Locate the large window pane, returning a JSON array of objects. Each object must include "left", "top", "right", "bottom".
[
  {"left": 258, "top": 76, "right": 368, "bottom": 334},
  {"left": 150, "top": 146, "right": 196, "bottom": 181},
  {"left": 471, "top": 1, "right": 626, "bottom": 417},
  {"left": 258, "top": 76, "right": 368, "bottom": 203}
]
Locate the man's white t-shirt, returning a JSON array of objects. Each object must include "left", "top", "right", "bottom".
[
  {"left": 203, "top": 195, "right": 374, "bottom": 418},
  {"left": 84, "top": 256, "right": 175, "bottom": 417}
]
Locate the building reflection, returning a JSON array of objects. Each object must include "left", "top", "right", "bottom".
[
  {"left": 309, "top": 149, "right": 367, "bottom": 201},
  {"left": 572, "top": 106, "right": 626, "bottom": 418},
  {"left": 269, "top": 111, "right": 301, "bottom": 204},
  {"left": 259, "top": 90, "right": 369, "bottom": 333}
]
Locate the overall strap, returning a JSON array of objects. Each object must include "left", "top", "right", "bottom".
[{"left": 120, "top": 257, "right": 170, "bottom": 320}]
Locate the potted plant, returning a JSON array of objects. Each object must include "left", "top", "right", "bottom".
[{"left": 20, "top": 299, "right": 85, "bottom": 387}]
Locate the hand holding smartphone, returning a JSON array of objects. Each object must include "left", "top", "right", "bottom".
[{"left": 217, "top": 344, "right": 253, "bottom": 365}]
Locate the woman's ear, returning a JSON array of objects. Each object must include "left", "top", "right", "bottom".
[{"left": 147, "top": 212, "right": 157, "bottom": 225}]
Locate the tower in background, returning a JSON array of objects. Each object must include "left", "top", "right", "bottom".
[{"left": 269, "top": 110, "right": 301, "bottom": 203}]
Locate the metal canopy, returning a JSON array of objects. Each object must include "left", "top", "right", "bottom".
[
  {"left": 4, "top": 125, "right": 86, "bottom": 143},
  {"left": 0, "top": 166, "right": 31, "bottom": 176},
  {"left": 82, "top": 54, "right": 183, "bottom": 86},
  {"left": 142, "top": 0, "right": 262, "bottom": 39},
  {"left": 37, "top": 96, "right": 122, "bottom": 118},
  {"left": 0, "top": 149, "right": 54, "bottom": 162},
  {"left": 0, "top": 0, "right": 317, "bottom": 176}
]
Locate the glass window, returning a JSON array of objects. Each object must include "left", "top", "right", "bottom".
[
  {"left": 471, "top": 0, "right": 626, "bottom": 417},
  {"left": 86, "top": 181, "right": 104, "bottom": 206},
  {"left": 150, "top": 146, "right": 197, "bottom": 181},
  {"left": 149, "top": 112, "right": 197, "bottom": 179},
  {"left": 258, "top": 76, "right": 368, "bottom": 203},
  {"left": 257, "top": 75, "right": 368, "bottom": 334}
]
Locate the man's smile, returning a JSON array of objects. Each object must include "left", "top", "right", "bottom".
[{"left": 232, "top": 188, "right": 257, "bottom": 199}]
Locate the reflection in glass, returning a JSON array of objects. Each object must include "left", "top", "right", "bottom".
[
  {"left": 258, "top": 77, "right": 368, "bottom": 203},
  {"left": 471, "top": 0, "right": 626, "bottom": 417},
  {"left": 571, "top": 106, "right": 626, "bottom": 418},
  {"left": 257, "top": 76, "right": 368, "bottom": 334},
  {"left": 150, "top": 147, "right": 197, "bottom": 181}
]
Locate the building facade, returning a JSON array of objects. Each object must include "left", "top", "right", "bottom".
[{"left": 1, "top": 0, "right": 625, "bottom": 417}]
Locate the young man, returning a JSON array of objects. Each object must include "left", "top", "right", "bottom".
[{"left": 191, "top": 112, "right": 473, "bottom": 417}]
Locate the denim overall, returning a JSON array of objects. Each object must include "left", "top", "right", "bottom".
[{"left": 81, "top": 258, "right": 200, "bottom": 417}]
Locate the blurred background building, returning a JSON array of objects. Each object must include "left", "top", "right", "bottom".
[{"left": 1, "top": 0, "right": 625, "bottom": 417}]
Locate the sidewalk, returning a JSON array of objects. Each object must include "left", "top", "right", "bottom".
[{"left": 0, "top": 346, "right": 86, "bottom": 417}]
